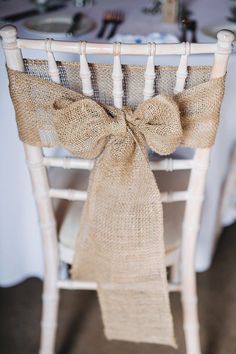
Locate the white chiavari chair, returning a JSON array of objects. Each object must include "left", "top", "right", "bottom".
[{"left": 0, "top": 25, "right": 234, "bottom": 354}]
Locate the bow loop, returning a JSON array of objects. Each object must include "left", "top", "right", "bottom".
[
  {"left": 53, "top": 96, "right": 127, "bottom": 159},
  {"left": 133, "top": 95, "right": 183, "bottom": 155}
]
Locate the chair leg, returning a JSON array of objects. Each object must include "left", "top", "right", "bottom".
[
  {"left": 181, "top": 269, "right": 202, "bottom": 354},
  {"left": 170, "top": 252, "right": 181, "bottom": 284},
  {"left": 39, "top": 276, "right": 59, "bottom": 354},
  {"left": 22, "top": 145, "right": 59, "bottom": 354},
  {"left": 38, "top": 230, "right": 59, "bottom": 354}
]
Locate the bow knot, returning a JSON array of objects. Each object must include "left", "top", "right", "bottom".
[{"left": 53, "top": 95, "right": 183, "bottom": 159}]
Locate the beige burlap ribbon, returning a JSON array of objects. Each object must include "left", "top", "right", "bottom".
[{"left": 8, "top": 69, "right": 225, "bottom": 347}]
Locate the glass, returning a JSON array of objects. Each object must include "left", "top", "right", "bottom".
[{"left": 142, "top": 0, "right": 163, "bottom": 14}]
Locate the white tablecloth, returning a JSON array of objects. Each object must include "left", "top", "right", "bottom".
[{"left": 0, "top": 0, "right": 235, "bottom": 285}]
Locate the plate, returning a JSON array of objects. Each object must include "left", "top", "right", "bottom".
[
  {"left": 23, "top": 13, "right": 95, "bottom": 37},
  {"left": 202, "top": 23, "right": 236, "bottom": 39},
  {"left": 111, "top": 32, "right": 179, "bottom": 44}
]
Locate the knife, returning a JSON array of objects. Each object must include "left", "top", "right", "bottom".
[{"left": 0, "top": 4, "right": 66, "bottom": 23}]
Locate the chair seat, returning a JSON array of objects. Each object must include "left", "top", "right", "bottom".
[
  {"left": 58, "top": 200, "right": 186, "bottom": 265},
  {"left": 49, "top": 162, "right": 190, "bottom": 265}
]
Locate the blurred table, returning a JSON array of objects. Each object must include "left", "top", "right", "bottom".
[{"left": 0, "top": 0, "right": 235, "bottom": 285}]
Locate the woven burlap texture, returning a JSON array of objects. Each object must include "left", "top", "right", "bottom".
[
  {"left": 23, "top": 59, "right": 213, "bottom": 108},
  {"left": 8, "top": 67, "right": 225, "bottom": 347}
]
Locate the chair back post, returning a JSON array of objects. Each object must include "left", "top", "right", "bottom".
[
  {"left": 0, "top": 25, "right": 59, "bottom": 354},
  {"left": 181, "top": 29, "right": 235, "bottom": 274},
  {"left": 211, "top": 30, "right": 235, "bottom": 79},
  {"left": 0, "top": 25, "right": 24, "bottom": 71},
  {"left": 180, "top": 29, "right": 234, "bottom": 354}
]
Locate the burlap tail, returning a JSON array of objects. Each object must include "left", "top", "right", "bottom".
[{"left": 71, "top": 131, "right": 176, "bottom": 346}]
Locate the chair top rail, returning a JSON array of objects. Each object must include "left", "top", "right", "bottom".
[
  {"left": 17, "top": 38, "right": 218, "bottom": 56},
  {"left": 13, "top": 29, "right": 234, "bottom": 56},
  {"left": 0, "top": 26, "right": 234, "bottom": 74}
]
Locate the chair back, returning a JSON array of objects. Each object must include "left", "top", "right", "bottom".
[{"left": 0, "top": 26, "right": 234, "bottom": 277}]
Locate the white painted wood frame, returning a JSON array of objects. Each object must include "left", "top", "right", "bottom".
[{"left": 0, "top": 25, "right": 234, "bottom": 354}]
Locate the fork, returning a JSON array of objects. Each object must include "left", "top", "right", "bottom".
[
  {"left": 106, "top": 10, "right": 125, "bottom": 40},
  {"left": 96, "top": 11, "right": 114, "bottom": 38}
]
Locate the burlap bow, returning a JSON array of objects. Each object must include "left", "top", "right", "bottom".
[{"left": 8, "top": 69, "right": 225, "bottom": 347}]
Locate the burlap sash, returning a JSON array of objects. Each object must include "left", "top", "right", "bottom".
[{"left": 8, "top": 69, "right": 225, "bottom": 347}]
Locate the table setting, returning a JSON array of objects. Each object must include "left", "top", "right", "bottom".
[{"left": 0, "top": 0, "right": 236, "bottom": 287}]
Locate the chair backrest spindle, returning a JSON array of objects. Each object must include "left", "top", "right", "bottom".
[
  {"left": 174, "top": 42, "right": 190, "bottom": 94},
  {"left": 45, "top": 38, "right": 61, "bottom": 84},
  {"left": 79, "top": 41, "right": 93, "bottom": 97},
  {"left": 112, "top": 42, "right": 123, "bottom": 108},
  {"left": 143, "top": 42, "right": 156, "bottom": 100}
]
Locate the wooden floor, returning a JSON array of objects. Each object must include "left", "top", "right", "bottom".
[{"left": 1, "top": 223, "right": 236, "bottom": 354}]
